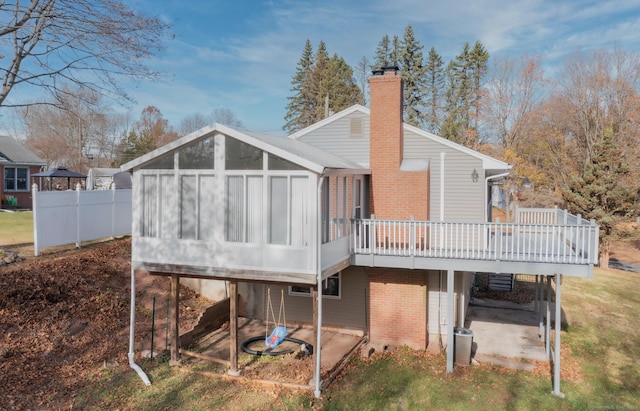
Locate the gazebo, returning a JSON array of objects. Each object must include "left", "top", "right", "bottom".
[{"left": 32, "top": 167, "right": 87, "bottom": 190}]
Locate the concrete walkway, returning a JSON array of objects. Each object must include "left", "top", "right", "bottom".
[{"left": 466, "top": 299, "right": 548, "bottom": 370}]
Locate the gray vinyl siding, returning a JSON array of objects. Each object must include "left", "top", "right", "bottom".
[
  {"left": 250, "top": 266, "right": 368, "bottom": 330},
  {"left": 427, "top": 271, "right": 474, "bottom": 336},
  {"left": 404, "top": 130, "right": 485, "bottom": 222},
  {"left": 296, "top": 113, "right": 371, "bottom": 167}
]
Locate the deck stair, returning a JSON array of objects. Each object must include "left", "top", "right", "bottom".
[{"left": 488, "top": 273, "right": 515, "bottom": 291}]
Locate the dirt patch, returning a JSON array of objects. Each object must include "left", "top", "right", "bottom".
[{"left": 0, "top": 238, "right": 210, "bottom": 410}]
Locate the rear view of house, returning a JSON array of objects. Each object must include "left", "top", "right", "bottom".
[
  {"left": 122, "top": 66, "right": 598, "bottom": 397},
  {"left": 0, "top": 135, "right": 45, "bottom": 209}
]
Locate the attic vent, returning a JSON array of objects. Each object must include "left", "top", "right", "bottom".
[{"left": 350, "top": 117, "right": 363, "bottom": 138}]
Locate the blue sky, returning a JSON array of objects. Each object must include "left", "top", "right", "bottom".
[{"left": 4, "top": 0, "right": 640, "bottom": 136}]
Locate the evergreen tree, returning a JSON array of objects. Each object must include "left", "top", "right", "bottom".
[
  {"left": 326, "top": 54, "right": 363, "bottom": 114},
  {"left": 310, "top": 41, "right": 331, "bottom": 121},
  {"left": 399, "top": 24, "right": 426, "bottom": 127},
  {"left": 373, "top": 34, "right": 392, "bottom": 68},
  {"left": 391, "top": 35, "right": 401, "bottom": 67},
  {"left": 469, "top": 41, "right": 490, "bottom": 135},
  {"left": 284, "top": 41, "right": 363, "bottom": 132},
  {"left": 442, "top": 57, "right": 466, "bottom": 143},
  {"left": 424, "top": 47, "right": 445, "bottom": 133},
  {"left": 284, "top": 40, "right": 315, "bottom": 133},
  {"left": 563, "top": 132, "right": 638, "bottom": 268},
  {"left": 442, "top": 42, "right": 489, "bottom": 146}
]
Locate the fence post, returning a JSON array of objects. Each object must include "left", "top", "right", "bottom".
[
  {"left": 76, "top": 183, "right": 82, "bottom": 249},
  {"left": 111, "top": 183, "right": 116, "bottom": 240},
  {"left": 32, "top": 184, "right": 40, "bottom": 256}
]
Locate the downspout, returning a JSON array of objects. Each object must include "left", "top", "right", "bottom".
[
  {"left": 314, "top": 176, "right": 325, "bottom": 398},
  {"left": 129, "top": 267, "right": 151, "bottom": 386},
  {"left": 484, "top": 171, "right": 510, "bottom": 223}
]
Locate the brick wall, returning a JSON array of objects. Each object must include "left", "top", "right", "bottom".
[{"left": 368, "top": 267, "right": 427, "bottom": 349}]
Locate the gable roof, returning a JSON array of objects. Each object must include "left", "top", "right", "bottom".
[
  {"left": 120, "top": 123, "right": 369, "bottom": 175},
  {"left": 0, "top": 135, "right": 46, "bottom": 166},
  {"left": 289, "top": 105, "right": 511, "bottom": 172}
]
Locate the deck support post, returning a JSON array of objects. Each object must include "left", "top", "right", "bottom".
[
  {"left": 553, "top": 273, "right": 565, "bottom": 398},
  {"left": 545, "top": 276, "right": 551, "bottom": 358},
  {"left": 537, "top": 275, "right": 544, "bottom": 339},
  {"left": 446, "top": 269, "right": 454, "bottom": 372},
  {"left": 228, "top": 281, "right": 240, "bottom": 376},
  {"left": 314, "top": 280, "right": 323, "bottom": 397},
  {"left": 169, "top": 274, "right": 181, "bottom": 365},
  {"left": 312, "top": 286, "right": 318, "bottom": 360}
]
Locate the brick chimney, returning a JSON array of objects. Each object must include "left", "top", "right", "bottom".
[
  {"left": 368, "top": 66, "right": 429, "bottom": 221},
  {"left": 368, "top": 67, "right": 431, "bottom": 351},
  {"left": 370, "top": 66, "right": 403, "bottom": 171}
]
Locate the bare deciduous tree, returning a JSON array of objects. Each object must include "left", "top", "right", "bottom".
[
  {"left": 0, "top": 0, "right": 171, "bottom": 108},
  {"left": 178, "top": 113, "right": 210, "bottom": 137},
  {"left": 482, "top": 54, "right": 545, "bottom": 151},
  {"left": 22, "top": 86, "right": 127, "bottom": 172},
  {"left": 211, "top": 108, "right": 243, "bottom": 128}
]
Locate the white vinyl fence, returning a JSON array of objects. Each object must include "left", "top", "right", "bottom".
[{"left": 32, "top": 184, "right": 132, "bottom": 256}]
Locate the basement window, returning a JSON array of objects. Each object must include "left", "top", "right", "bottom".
[{"left": 289, "top": 272, "right": 341, "bottom": 299}]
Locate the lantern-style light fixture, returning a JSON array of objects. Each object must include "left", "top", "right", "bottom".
[{"left": 471, "top": 168, "right": 479, "bottom": 183}]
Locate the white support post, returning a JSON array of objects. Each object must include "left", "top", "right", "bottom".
[
  {"left": 546, "top": 277, "right": 551, "bottom": 358},
  {"left": 553, "top": 273, "right": 565, "bottom": 398},
  {"left": 446, "top": 269, "right": 454, "bottom": 372},
  {"left": 537, "top": 276, "right": 543, "bottom": 339}
]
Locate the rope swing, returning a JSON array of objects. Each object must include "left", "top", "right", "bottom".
[{"left": 265, "top": 288, "right": 287, "bottom": 349}]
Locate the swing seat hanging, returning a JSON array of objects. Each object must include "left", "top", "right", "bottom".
[{"left": 265, "top": 325, "right": 287, "bottom": 349}]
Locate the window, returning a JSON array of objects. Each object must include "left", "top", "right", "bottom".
[
  {"left": 269, "top": 176, "right": 308, "bottom": 246},
  {"left": 179, "top": 137, "right": 214, "bottom": 169},
  {"left": 179, "top": 174, "right": 215, "bottom": 240},
  {"left": 226, "top": 175, "right": 263, "bottom": 242},
  {"left": 4, "top": 167, "right": 28, "bottom": 191},
  {"left": 290, "top": 272, "right": 341, "bottom": 298},
  {"left": 225, "top": 137, "right": 263, "bottom": 170},
  {"left": 268, "top": 153, "right": 304, "bottom": 170},
  {"left": 142, "top": 154, "right": 174, "bottom": 169}
]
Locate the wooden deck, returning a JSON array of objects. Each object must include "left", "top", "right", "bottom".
[{"left": 351, "top": 209, "right": 599, "bottom": 278}]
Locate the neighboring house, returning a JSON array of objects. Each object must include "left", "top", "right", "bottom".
[
  {"left": 121, "top": 67, "right": 598, "bottom": 397},
  {"left": 0, "top": 135, "right": 45, "bottom": 209}
]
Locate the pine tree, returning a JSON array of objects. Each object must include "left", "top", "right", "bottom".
[
  {"left": 391, "top": 35, "right": 401, "bottom": 67},
  {"left": 399, "top": 24, "right": 426, "bottom": 127},
  {"left": 326, "top": 54, "right": 363, "bottom": 114},
  {"left": 563, "top": 132, "right": 638, "bottom": 268},
  {"left": 310, "top": 41, "right": 330, "bottom": 121},
  {"left": 469, "top": 41, "right": 490, "bottom": 136},
  {"left": 443, "top": 42, "right": 488, "bottom": 146},
  {"left": 284, "top": 40, "right": 315, "bottom": 133},
  {"left": 373, "top": 34, "right": 392, "bottom": 68},
  {"left": 424, "top": 47, "right": 445, "bottom": 133},
  {"left": 284, "top": 41, "right": 363, "bottom": 132}
]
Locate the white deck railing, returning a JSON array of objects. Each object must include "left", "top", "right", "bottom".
[{"left": 352, "top": 210, "right": 599, "bottom": 266}]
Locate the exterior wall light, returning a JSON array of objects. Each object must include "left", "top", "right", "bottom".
[{"left": 471, "top": 169, "right": 479, "bottom": 183}]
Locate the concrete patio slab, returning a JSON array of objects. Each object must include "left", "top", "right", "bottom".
[{"left": 466, "top": 301, "right": 548, "bottom": 370}]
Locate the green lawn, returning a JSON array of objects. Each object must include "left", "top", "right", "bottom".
[
  {"left": 0, "top": 211, "right": 33, "bottom": 246},
  {"left": 75, "top": 267, "right": 640, "bottom": 410}
]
